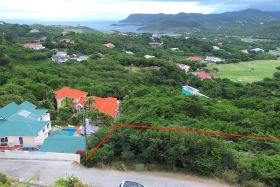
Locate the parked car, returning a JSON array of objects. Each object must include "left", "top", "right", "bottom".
[
  {"left": 119, "top": 181, "right": 145, "bottom": 187},
  {"left": 22, "top": 145, "right": 40, "bottom": 151}
]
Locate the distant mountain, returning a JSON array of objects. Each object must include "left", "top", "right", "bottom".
[{"left": 120, "top": 9, "right": 280, "bottom": 34}]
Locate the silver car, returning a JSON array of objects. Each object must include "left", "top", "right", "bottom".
[{"left": 119, "top": 181, "right": 145, "bottom": 187}]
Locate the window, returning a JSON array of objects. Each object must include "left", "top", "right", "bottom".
[
  {"left": 1, "top": 137, "right": 8, "bottom": 142},
  {"left": 19, "top": 137, "right": 23, "bottom": 145}
]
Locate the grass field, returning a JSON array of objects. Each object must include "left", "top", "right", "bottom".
[
  {"left": 207, "top": 60, "right": 280, "bottom": 83},
  {"left": 240, "top": 38, "right": 271, "bottom": 43}
]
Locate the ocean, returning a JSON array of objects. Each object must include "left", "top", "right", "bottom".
[{"left": 2, "top": 19, "right": 145, "bottom": 33}]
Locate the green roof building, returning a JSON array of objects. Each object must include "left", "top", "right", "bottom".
[
  {"left": 40, "top": 131, "right": 86, "bottom": 154},
  {"left": 0, "top": 101, "right": 51, "bottom": 147}
]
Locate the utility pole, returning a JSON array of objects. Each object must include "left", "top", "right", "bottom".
[{"left": 83, "top": 108, "right": 88, "bottom": 157}]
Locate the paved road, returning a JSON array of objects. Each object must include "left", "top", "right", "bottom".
[{"left": 0, "top": 159, "right": 230, "bottom": 187}]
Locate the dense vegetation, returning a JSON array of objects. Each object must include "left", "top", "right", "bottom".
[{"left": 1, "top": 22, "right": 280, "bottom": 186}]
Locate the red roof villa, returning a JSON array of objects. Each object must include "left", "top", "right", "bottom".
[
  {"left": 176, "top": 63, "right": 190, "bottom": 72},
  {"left": 187, "top": 57, "right": 204, "bottom": 61},
  {"left": 24, "top": 43, "right": 45, "bottom": 50},
  {"left": 104, "top": 43, "right": 115, "bottom": 48},
  {"left": 55, "top": 88, "right": 119, "bottom": 118},
  {"left": 149, "top": 42, "right": 163, "bottom": 47},
  {"left": 194, "top": 72, "right": 212, "bottom": 79}
]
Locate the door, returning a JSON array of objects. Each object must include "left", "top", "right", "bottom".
[{"left": 19, "top": 137, "right": 23, "bottom": 145}]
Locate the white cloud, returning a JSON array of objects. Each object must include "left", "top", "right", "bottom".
[{"left": 0, "top": 0, "right": 214, "bottom": 20}]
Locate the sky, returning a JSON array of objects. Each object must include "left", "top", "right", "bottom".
[{"left": 0, "top": 0, "right": 279, "bottom": 21}]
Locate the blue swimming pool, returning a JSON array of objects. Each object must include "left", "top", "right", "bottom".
[{"left": 61, "top": 128, "right": 76, "bottom": 136}]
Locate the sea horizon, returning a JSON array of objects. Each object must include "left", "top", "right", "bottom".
[{"left": 1, "top": 19, "right": 145, "bottom": 33}]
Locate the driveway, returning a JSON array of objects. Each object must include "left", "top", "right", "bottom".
[{"left": 0, "top": 159, "right": 230, "bottom": 187}]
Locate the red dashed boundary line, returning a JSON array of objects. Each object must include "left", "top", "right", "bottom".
[{"left": 85, "top": 124, "right": 280, "bottom": 160}]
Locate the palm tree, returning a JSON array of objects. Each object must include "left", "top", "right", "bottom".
[
  {"left": 84, "top": 97, "right": 96, "bottom": 110},
  {"left": 62, "top": 96, "right": 72, "bottom": 106}
]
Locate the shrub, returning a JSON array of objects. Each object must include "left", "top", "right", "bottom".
[
  {"left": 55, "top": 175, "right": 93, "bottom": 187},
  {"left": 76, "top": 150, "right": 86, "bottom": 155},
  {"left": 81, "top": 144, "right": 114, "bottom": 167},
  {"left": 121, "top": 150, "right": 135, "bottom": 161},
  {"left": 217, "top": 170, "right": 239, "bottom": 184},
  {"left": 0, "top": 172, "right": 8, "bottom": 184},
  {"left": 242, "top": 180, "right": 267, "bottom": 187},
  {"left": 254, "top": 154, "right": 280, "bottom": 186}
]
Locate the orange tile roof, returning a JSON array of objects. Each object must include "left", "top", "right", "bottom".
[
  {"left": 104, "top": 43, "right": 115, "bottom": 48},
  {"left": 194, "top": 72, "right": 212, "bottom": 79},
  {"left": 79, "top": 96, "right": 119, "bottom": 118},
  {"left": 187, "top": 57, "right": 204, "bottom": 61},
  {"left": 24, "top": 43, "right": 43, "bottom": 47},
  {"left": 55, "top": 87, "right": 88, "bottom": 99}
]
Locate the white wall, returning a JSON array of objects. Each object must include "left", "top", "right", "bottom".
[
  {"left": 5, "top": 136, "right": 35, "bottom": 146},
  {"left": 0, "top": 150, "right": 80, "bottom": 163}
]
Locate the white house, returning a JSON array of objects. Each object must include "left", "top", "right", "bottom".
[
  {"left": 171, "top": 48, "right": 179, "bottom": 52},
  {"left": 125, "top": 51, "right": 134, "bottom": 55},
  {"left": 251, "top": 48, "right": 264, "bottom": 52},
  {"left": 30, "top": 29, "right": 39, "bottom": 33},
  {"left": 205, "top": 56, "right": 223, "bottom": 63},
  {"left": 51, "top": 52, "right": 68, "bottom": 62},
  {"left": 144, "top": 55, "right": 155, "bottom": 59},
  {"left": 51, "top": 52, "right": 88, "bottom": 62},
  {"left": 213, "top": 46, "right": 220, "bottom": 50},
  {"left": 242, "top": 49, "right": 249, "bottom": 54}
]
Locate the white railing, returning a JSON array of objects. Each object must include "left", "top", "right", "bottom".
[{"left": 0, "top": 150, "right": 80, "bottom": 163}]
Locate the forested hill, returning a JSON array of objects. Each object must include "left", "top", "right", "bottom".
[{"left": 120, "top": 9, "right": 280, "bottom": 37}]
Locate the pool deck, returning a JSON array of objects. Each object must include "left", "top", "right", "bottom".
[{"left": 58, "top": 126, "right": 81, "bottom": 136}]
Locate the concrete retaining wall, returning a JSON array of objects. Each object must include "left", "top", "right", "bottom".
[{"left": 0, "top": 150, "right": 80, "bottom": 163}]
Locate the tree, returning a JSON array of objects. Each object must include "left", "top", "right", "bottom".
[
  {"left": 58, "top": 105, "right": 75, "bottom": 123},
  {"left": 62, "top": 97, "right": 72, "bottom": 107},
  {"left": 0, "top": 53, "right": 9, "bottom": 66},
  {"left": 84, "top": 97, "right": 96, "bottom": 110}
]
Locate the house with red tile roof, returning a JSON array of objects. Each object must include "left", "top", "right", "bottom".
[
  {"left": 187, "top": 57, "right": 204, "bottom": 62},
  {"left": 104, "top": 43, "right": 115, "bottom": 48},
  {"left": 194, "top": 72, "right": 212, "bottom": 79},
  {"left": 77, "top": 96, "right": 119, "bottom": 118},
  {"left": 55, "top": 88, "right": 88, "bottom": 109},
  {"left": 24, "top": 43, "right": 45, "bottom": 50},
  {"left": 55, "top": 88, "right": 119, "bottom": 118},
  {"left": 149, "top": 42, "right": 163, "bottom": 47},
  {"left": 176, "top": 63, "right": 190, "bottom": 73}
]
